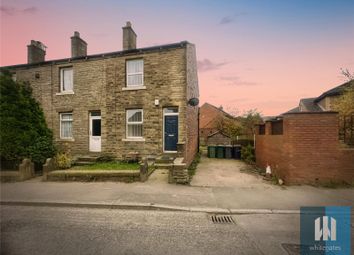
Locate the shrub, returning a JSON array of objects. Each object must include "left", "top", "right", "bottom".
[
  {"left": 241, "top": 144, "right": 255, "bottom": 164},
  {"left": 0, "top": 70, "right": 55, "bottom": 165},
  {"left": 55, "top": 152, "right": 72, "bottom": 169}
]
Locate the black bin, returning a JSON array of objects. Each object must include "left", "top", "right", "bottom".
[
  {"left": 225, "top": 145, "right": 233, "bottom": 159},
  {"left": 233, "top": 145, "right": 241, "bottom": 159}
]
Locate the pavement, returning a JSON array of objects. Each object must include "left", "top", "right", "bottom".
[{"left": 1, "top": 157, "right": 354, "bottom": 213}]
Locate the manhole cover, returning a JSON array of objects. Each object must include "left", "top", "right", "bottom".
[{"left": 210, "top": 215, "right": 235, "bottom": 224}]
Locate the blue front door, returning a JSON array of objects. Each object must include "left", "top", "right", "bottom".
[{"left": 164, "top": 115, "right": 178, "bottom": 151}]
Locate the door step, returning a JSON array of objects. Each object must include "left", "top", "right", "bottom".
[{"left": 74, "top": 155, "right": 99, "bottom": 166}]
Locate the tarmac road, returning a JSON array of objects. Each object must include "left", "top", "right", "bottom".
[{"left": 0, "top": 205, "right": 301, "bottom": 255}]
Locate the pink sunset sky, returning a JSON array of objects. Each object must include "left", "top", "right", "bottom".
[{"left": 1, "top": 0, "right": 354, "bottom": 116}]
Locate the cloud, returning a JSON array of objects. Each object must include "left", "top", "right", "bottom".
[
  {"left": 219, "top": 12, "right": 247, "bottom": 25},
  {"left": 0, "top": 6, "right": 16, "bottom": 15},
  {"left": 197, "top": 59, "right": 228, "bottom": 72},
  {"left": 219, "top": 76, "right": 259, "bottom": 86},
  {"left": 0, "top": 5, "right": 37, "bottom": 15},
  {"left": 23, "top": 7, "right": 37, "bottom": 14}
]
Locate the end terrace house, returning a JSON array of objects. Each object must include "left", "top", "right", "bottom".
[{"left": 1, "top": 22, "right": 199, "bottom": 166}]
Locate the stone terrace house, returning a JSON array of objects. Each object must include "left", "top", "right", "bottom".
[{"left": 1, "top": 22, "right": 199, "bottom": 167}]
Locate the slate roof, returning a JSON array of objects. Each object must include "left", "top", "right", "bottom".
[
  {"left": 0, "top": 41, "right": 191, "bottom": 70},
  {"left": 314, "top": 80, "right": 354, "bottom": 103},
  {"left": 299, "top": 98, "right": 322, "bottom": 112}
]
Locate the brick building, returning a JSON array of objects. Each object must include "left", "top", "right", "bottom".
[
  {"left": 199, "top": 103, "right": 234, "bottom": 145},
  {"left": 256, "top": 82, "right": 354, "bottom": 185},
  {"left": 1, "top": 22, "right": 199, "bottom": 167}
]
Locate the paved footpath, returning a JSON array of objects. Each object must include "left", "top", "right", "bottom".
[{"left": 1, "top": 172, "right": 353, "bottom": 213}]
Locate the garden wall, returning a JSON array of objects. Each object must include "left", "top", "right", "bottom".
[{"left": 256, "top": 112, "right": 354, "bottom": 184}]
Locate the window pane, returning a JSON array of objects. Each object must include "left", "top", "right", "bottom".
[
  {"left": 127, "top": 74, "right": 143, "bottom": 86},
  {"left": 127, "top": 59, "right": 143, "bottom": 73},
  {"left": 128, "top": 124, "right": 142, "bottom": 137},
  {"left": 164, "top": 107, "right": 178, "bottom": 114},
  {"left": 92, "top": 119, "right": 101, "bottom": 136},
  {"left": 61, "top": 113, "right": 72, "bottom": 120},
  {"left": 61, "top": 120, "right": 72, "bottom": 138},
  {"left": 62, "top": 68, "right": 73, "bottom": 91},
  {"left": 127, "top": 110, "right": 142, "bottom": 122}
]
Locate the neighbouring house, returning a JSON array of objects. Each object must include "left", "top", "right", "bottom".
[
  {"left": 0, "top": 22, "right": 199, "bottom": 167},
  {"left": 284, "top": 80, "right": 354, "bottom": 113},
  {"left": 199, "top": 103, "right": 234, "bottom": 145},
  {"left": 255, "top": 81, "right": 354, "bottom": 185}
]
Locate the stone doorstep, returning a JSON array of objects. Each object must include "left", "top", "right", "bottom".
[{"left": 154, "top": 163, "right": 173, "bottom": 170}]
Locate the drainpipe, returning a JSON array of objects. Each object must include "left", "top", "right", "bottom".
[{"left": 198, "top": 107, "right": 200, "bottom": 153}]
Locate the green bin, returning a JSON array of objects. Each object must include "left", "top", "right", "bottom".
[
  {"left": 225, "top": 145, "right": 233, "bottom": 159},
  {"left": 216, "top": 145, "right": 225, "bottom": 158},
  {"left": 208, "top": 145, "right": 216, "bottom": 158}
]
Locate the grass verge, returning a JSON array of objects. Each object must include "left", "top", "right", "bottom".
[{"left": 71, "top": 162, "right": 140, "bottom": 170}]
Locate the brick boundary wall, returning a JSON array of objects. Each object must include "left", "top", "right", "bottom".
[{"left": 255, "top": 112, "right": 354, "bottom": 184}]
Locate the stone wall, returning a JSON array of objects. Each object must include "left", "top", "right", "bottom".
[{"left": 255, "top": 112, "right": 354, "bottom": 184}]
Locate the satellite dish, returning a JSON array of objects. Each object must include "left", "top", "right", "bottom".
[{"left": 188, "top": 98, "right": 199, "bottom": 106}]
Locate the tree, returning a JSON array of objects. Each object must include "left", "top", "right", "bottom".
[
  {"left": 217, "top": 108, "right": 262, "bottom": 144},
  {"left": 0, "top": 70, "right": 55, "bottom": 165},
  {"left": 217, "top": 117, "right": 243, "bottom": 145},
  {"left": 240, "top": 109, "right": 263, "bottom": 139},
  {"left": 332, "top": 84, "right": 354, "bottom": 116}
]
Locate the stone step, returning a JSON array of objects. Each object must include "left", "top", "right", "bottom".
[
  {"left": 76, "top": 156, "right": 99, "bottom": 162},
  {"left": 155, "top": 156, "right": 174, "bottom": 164},
  {"left": 74, "top": 161, "right": 96, "bottom": 166},
  {"left": 155, "top": 163, "right": 173, "bottom": 170}
]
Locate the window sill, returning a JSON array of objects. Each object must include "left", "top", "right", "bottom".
[
  {"left": 56, "top": 138, "right": 75, "bottom": 142},
  {"left": 122, "top": 86, "right": 146, "bottom": 91},
  {"left": 122, "top": 138, "right": 145, "bottom": 142},
  {"left": 56, "top": 91, "right": 75, "bottom": 95}
]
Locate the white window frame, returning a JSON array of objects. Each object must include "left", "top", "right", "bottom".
[
  {"left": 60, "top": 67, "right": 73, "bottom": 93},
  {"left": 60, "top": 112, "right": 73, "bottom": 139},
  {"left": 126, "top": 109, "right": 143, "bottom": 139},
  {"left": 126, "top": 59, "right": 144, "bottom": 87}
]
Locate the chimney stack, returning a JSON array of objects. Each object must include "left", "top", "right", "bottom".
[
  {"left": 71, "top": 31, "right": 87, "bottom": 58},
  {"left": 27, "top": 40, "right": 46, "bottom": 64},
  {"left": 122, "top": 21, "right": 137, "bottom": 50}
]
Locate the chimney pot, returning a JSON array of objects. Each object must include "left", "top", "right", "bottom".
[
  {"left": 122, "top": 21, "right": 137, "bottom": 50},
  {"left": 71, "top": 31, "right": 87, "bottom": 58},
  {"left": 27, "top": 40, "right": 46, "bottom": 64}
]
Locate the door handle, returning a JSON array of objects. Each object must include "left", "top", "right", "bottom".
[{"left": 168, "top": 134, "right": 174, "bottom": 137}]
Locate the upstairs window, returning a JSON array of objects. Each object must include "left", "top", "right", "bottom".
[
  {"left": 126, "top": 109, "right": 143, "bottom": 138},
  {"left": 126, "top": 59, "right": 143, "bottom": 87},
  {"left": 60, "top": 113, "right": 73, "bottom": 139},
  {"left": 60, "top": 67, "right": 73, "bottom": 92}
]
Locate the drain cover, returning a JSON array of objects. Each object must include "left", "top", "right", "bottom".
[{"left": 210, "top": 215, "right": 235, "bottom": 224}]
